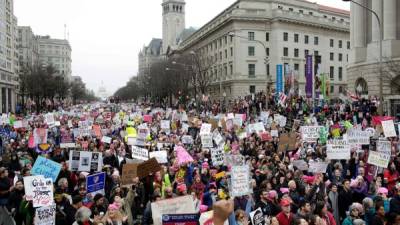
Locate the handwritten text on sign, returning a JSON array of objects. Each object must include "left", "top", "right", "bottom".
[
  {"left": 326, "top": 139, "right": 350, "bottom": 160},
  {"left": 367, "top": 151, "right": 390, "bottom": 168},
  {"left": 23, "top": 176, "right": 54, "bottom": 208},
  {"left": 31, "top": 156, "right": 61, "bottom": 183},
  {"left": 211, "top": 148, "right": 224, "bottom": 166},
  {"left": 301, "top": 126, "right": 323, "bottom": 142},
  {"left": 230, "top": 165, "right": 252, "bottom": 197},
  {"left": 346, "top": 130, "right": 370, "bottom": 145},
  {"left": 34, "top": 205, "right": 56, "bottom": 225}
]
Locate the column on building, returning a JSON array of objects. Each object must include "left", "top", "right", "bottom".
[
  {"left": 383, "top": 0, "right": 397, "bottom": 40},
  {"left": 0, "top": 86, "right": 2, "bottom": 114},
  {"left": 371, "top": 0, "right": 382, "bottom": 42},
  {"left": 353, "top": 0, "right": 366, "bottom": 48},
  {"left": 5, "top": 87, "right": 8, "bottom": 113}
]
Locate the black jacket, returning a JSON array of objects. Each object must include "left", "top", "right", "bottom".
[
  {"left": 338, "top": 189, "right": 353, "bottom": 221},
  {"left": 389, "top": 195, "right": 400, "bottom": 215}
]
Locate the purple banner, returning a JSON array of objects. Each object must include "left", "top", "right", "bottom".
[{"left": 305, "top": 55, "right": 313, "bottom": 98}]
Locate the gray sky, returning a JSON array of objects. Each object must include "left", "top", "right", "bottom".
[{"left": 14, "top": 0, "right": 349, "bottom": 95}]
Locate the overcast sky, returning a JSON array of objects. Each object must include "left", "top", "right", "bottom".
[{"left": 14, "top": 0, "right": 349, "bottom": 95}]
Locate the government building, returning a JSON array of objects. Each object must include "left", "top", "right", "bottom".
[
  {"left": 346, "top": 0, "right": 400, "bottom": 116},
  {"left": 139, "top": 0, "right": 350, "bottom": 100}
]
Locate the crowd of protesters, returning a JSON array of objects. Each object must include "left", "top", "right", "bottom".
[{"left": 0, "top": 92, "right": 399, "bottom": 225}]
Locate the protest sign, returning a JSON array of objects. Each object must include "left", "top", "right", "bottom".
[
  {"left": 161, "top": 120, "right": 170, "bottom": 130},
  {"left": 308, "top": 161, "right": 329, "bottom": 173},
  {"left": 176, "top": 146, "right": 194, "bottom": 165},
  {"left": 162, "top": 214, "right": 199, "bottom": 225},
  {"left": 24, "top": 176, "right": 54, "bottom": 207},
  {"left": 127, "top": 137, "right": 136, "bottom": 146},
  {"left": 368, "top": 151, "right": 390, "bottom": 168},
  {"left": 211, "top": 147, "right": 224, "bottom": 166},
  {"left": 132, "top": 146, "right": 149, "bottom": 161},
  {"left": 34, "top": 204, "right": 56, "bottom": 225},
  {"left": 224, "top": 154, "right": 245, "bottom": 166},
  {"left": 78, "top": 151, "right": 92, "bottom": 172},
  {"left": 151, "top": 195, "right": 196, "bottom": 225},
  {"left": 13, "top": 120, "right": 22, "bottom": 129},
  {"left": 31, "top": 156, "right": 61, "bottom": 183},
  {"left": 377, "top": 140, "right": 391, "bottom": 155},
  {"left": 346, "top": 129, "right": 370, "bottom": 145},
  {"left": 230, "top": 165, "right": 252, "bottom": 197},
  {"left": 250, "top": 208, "right": 265, "bottom": 225},
  {"left": 215, "top": 171, "right": 226, "bottom": 179},
  {"left": 201, "top": 134, "right": 213, "bottom": 148},
  {"left": 260, "top": 132, "right": 272, "bottom": 142},
  {"left": 86, "top": 172, "right": 106, "bottom": 194},
  {"left": 101, "top": 136, "right": 112, "bottom": 144},
  {"left": 326, "top": 139, "right": 350, "bottom": 160},
  {"left": 34, "top": 128, "right": 48, "bottom": 145},
  {"left": 69, "top": 151, "right": 80, "bottom": 171},
  {"left": 45, "top": 113, "right": 55, "bottom": 125},
  {"left": 121, "top": 163, "right": 139, "bottom": 186},
  {"left": 278, "top": 132, "right": 297, "bottom": 151},
  {"left": 149, "top": 150, "right": 168, "bottom": 164},
  {"left": 301, "top": 126, "right": 323, "bottom": 142},
  {"left": 292, "top": 160, "right": 309, "bottom": 171},
  {"left": 181, "top": 135, "right": 193, "bottom": 145},
  {"left": 60, "top": 143, "right": 76, "bottom": 148},
  {"left": 90, "top": 152, "right": 103, "bottom": 172},
  {"left": 143, "top": 115, "right": 152, "bottom": 123},
  {"left": 200, "top": 123, "right": 212, "bottom": 135},
  {"left": 213, "top": 130, "right": 224, "bottom": 146},
  {"left": 137, "top": 158, "right": 162, "bottom": 178},
  {"left": 382, "top": 120, "right": 397, "bottom": 137},
  {"left": 271, "top": 130, "right": 279, "bottom": 137}
]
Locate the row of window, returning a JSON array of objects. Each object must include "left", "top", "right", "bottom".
[
  {"left": 246, "top": 63, "right": 344, "bottom": 82},
  {"left": 283, "top": 32, "right": 350, "bottom": 49},
  {"left": 278, "top": 5, "right": 347, "bottom": 23}
]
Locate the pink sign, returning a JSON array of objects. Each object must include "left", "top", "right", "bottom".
[
  {"left": 175, "top": 146, "right": 193, "bottom": 165},
  {"left": 143, "top": 115, "right": 152, "bottom": 123}
]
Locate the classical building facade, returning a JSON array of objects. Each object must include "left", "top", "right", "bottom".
[
  {"left": 17, "top": 26, "right": 39, "bottom": 69},
  {"left": 175, "top": 0, "right": 350, "bottom": 99},
  {"left": 0, "top": 0, "right": 19, "bottom": 113},
  {"left": 37, "top": 35, "right": 72, "bottom": 82},
  {"left": 138, "top": 38, "right": 163, "bottom": 78},
  {"left": 346, "top": 0, "right": 400, "bottom": 115}
]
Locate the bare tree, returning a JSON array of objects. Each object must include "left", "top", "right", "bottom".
[{"left": 382, "top": 58, "right": 400, "bottom": 94}]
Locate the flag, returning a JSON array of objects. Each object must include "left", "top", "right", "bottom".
[
  {"left": 321, "top": 74, "right": 326, "bottom": 100},
  {"left": 305, "top": 55, "right": 313, "bottom": 98},
  {"left": 278, "top": 92, "right": 287, "bottom": 107},
  {"left": 346, "top": 90, "right": 359, "bottom": 101}
]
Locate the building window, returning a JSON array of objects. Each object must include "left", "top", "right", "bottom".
[
  {"left": 304, "top": 35, "right": 309, "bottom": 44},
  {"left": 283, "top": 47, "right": 289, "bottom": 57},
  {"left": 309, "top": 12, "right": 313, "bottom": 15},
  {"left": 248, "top": 32, "right": 255, "bottom": 41},
  {"left": 338, "top": 53, "right": 343, "bottom": 62},
  {"left": 305, "top": 49, "right": 309, "bottom": 57},
  {"left": 267, "top": 64, "right": 270, "bottom": 75},
  {"left": 294, "top": 48, "right": 299, "bottom": 57},
  {"left": 339, "top": 40, "right": 342, "bottom": 48},
  {"left": 266, "top": 48, "right": 270, "bottom": 56},
  {"left": 299, "top": 9, "right": 303, "bottom": 13},
  {"left": 283, "top": 32, "right": 288, "bottom": 41},
  {"left": 314, "top": 36, "right": 319, "bottom": 45},
  {"left": 330, "top": 85, "right": 334, "bottom": 93},
  {"left": 330, "top": 66, "right": 334, "bottom": 80},
  {"left": 278, "top": 5, "right": 283, "bottom": 9},
  {"left": 250, "top": 85, "right": 256, "bottom": 93},
  {"left": 294, "top": 33, "right": 299, "bottom": 43},
  {"left": 230, "top": 47, "right": 233, "bottom": 56},
  {"left": 230, "top": 35, "right": 233, "bottom": 42},
  {"left": 330, "top": 53, "right": 334, "bottom": 61},
  {"left": 248, "top": 64, "right": 255, "bottom": 77},
  {"left": 314, "top": 51, "right": 319, "bottom": 56},
  {"left": 248, "top": 46, "right": 255, "bottom": 56},
  {"left": 230, "top": 64, "right": 233, "bottom": 75},
  {"left": 330, "top": 39, "right": 334, "bottom": 47},
  {"left": 339, "top": 86, "right": 343, "bottom": 93},
  {"left": 224, "top": 36, "right": 227, "bottom": 44},
  {"left": 225, "top": 49, "right": 227, "bottom": 58},
  {"left": 289, "top": 8, "right": 293, "bottom": 11},
  {"left": 338, "top": 67, "right": 343, "bottom": 81},
  {"left": 347, "top": 41, "right": 350, "bottom": 49},
  {"left": 294, "top": 63, "right": 299, "bottom": 71},
  {"left": 266, "top": 32, "right": 269, "bottom": 42}
]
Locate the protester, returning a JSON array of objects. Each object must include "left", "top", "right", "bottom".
[{"left": 2, "top": 92, "right": 399, "bottom": 225}]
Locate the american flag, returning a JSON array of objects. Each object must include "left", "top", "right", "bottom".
[
  {"left": 278, "top": 92, "right": 287, "bottom": 107},
  {"left": 346, "top": 90, "right": 359, "bottom": 101}
]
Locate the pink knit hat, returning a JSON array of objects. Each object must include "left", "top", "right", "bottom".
[{"left": 377, "top": 187, "right": 388, "bottom": 195}]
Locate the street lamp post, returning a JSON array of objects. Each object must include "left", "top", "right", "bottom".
[
  {"left": 228, "top": 32, "right": 270, "bottom": 109},
  {"left": 343, "top": 0, "right": 383, "bottom": 115}
]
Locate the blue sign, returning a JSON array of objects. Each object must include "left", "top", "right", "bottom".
[
  {"left": 276, "top": 64, "right": 283, "bottom": 94},
  {"left": 86, "top": 172, "right": 106, "bottom": 193},
  {"left": 162, "top": 214, "right": 199, "bottom": 225},
  {"left": 31, "top": 156, "right": 62, "bottom": 183}
]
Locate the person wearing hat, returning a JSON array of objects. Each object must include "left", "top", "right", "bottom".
[
  {"left": 255, "top": 189, "right": 277, "bottom": 217},
  {"left": 342, "top": 203, "right": 362, "bottom": 225},
  {"left": 276, "top": 198, "right": 294, "bottom": 225}
]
